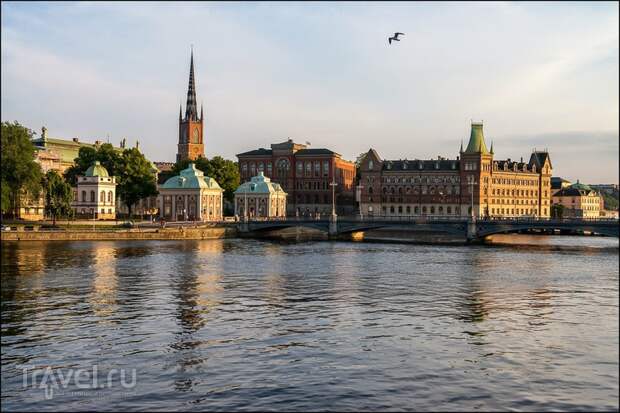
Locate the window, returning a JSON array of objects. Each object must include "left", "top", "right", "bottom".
[
  {"left": 90, "top": 191, "right": 95, "bottom": 202},
  {"left": 108, "top": 191, "right": 113, "bottom": 203},
  {"left": 250, "top": 163, "right": 256, "bottom": 175},
  {"left": 242, "top": 163, "right": 248, "bottom": 174},
  {"left": 368, "top": 160, "right": 374, "bottom": 170},
  {"left": 323, "top": 161, "right": 329, "bottom": 177},
  {"left": 82, "top": 191, "right": 87, "bottom": 202},
  {"left": 267, "top": 163, "right": 273, "bottom": 176},
  {"left": 305, "top": 162, "right": 311, "bottom": 176},
  {"left": 100, "top": 191, "right": 105, "bottom": 203},
  {"left": 258, "top": 162, "right": 264, "bottom": 173},
  {"left": 406, "top": 206, "right": 410, "bottom": 214}
]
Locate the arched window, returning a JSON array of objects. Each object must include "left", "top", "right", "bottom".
[
  {"left": 90, "top": 191, "right": 95, "bottom": 202},
  {"left": 108, "top": 191, "right": 113, "bottom": 203},
  {"left": 82, "top": 191, "right": 87, "bottom": 202},
  {"left": 100, "top": 191, "right": 105, "bottom": 203}
]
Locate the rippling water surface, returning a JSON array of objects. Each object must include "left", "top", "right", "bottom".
[{"left": 1, "top": 236, "right": 618, "bottom": 411}]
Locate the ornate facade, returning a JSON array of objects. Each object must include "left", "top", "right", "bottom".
[
  {"left": 234, "top": 172, "right": 287, "bottom": 218},
  {"left": 158, "top": 163, "right": 223, "bottom": 221},
  {"left": 73, "top": 161, "right": 117, "bottom": 220},
  {"left": 237, "top": 139, "right": 356, "bottom": 216},
  {"left": 552, "top": 182, "right": 602, "bottom": 218},
  {"left": 358, "top": 122, "right": 552, "bottom": 218},
  {"left": 177, "top": 50, "right": 205, "bottom": 162}
]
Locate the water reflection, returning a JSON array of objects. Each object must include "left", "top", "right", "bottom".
[
  {"left": 1, "top": 238, "right": 618, "bottom": 411},
  {"left": 89, "top": 244, "right": 118, "bottom": 321}
]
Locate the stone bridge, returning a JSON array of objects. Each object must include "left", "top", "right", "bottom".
[{"left": 237, "top": 216, "right": 619, "bottom": 241}]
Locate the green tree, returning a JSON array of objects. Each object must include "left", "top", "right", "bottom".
[
  {"left": 43, "top": 170, "right": 74, "bottom": 225},
  {"left": 117, "top": 148, "right": 158, "bottom": 217},
  {"left": 1, "top": 122, "right": 43, "bottom": 218},
  {"left": 203, "top": 156, "right": 240, "bottom": 203},
  {"left": 551, "top": 203, "right": 565, "bottom": 219},
  {"left": 64, "top": 144, "right": 121, "bottom": 185}
]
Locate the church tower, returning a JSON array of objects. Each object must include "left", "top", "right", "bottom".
[{"left": 177, "top": 49, "right": 205, "bottom": 162}]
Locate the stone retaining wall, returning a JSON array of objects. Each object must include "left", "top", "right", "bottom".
[{"left": 1, "top": 227, "right": 236, "bottom": 242}]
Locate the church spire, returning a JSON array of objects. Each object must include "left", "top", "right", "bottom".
[
  {"left": 179, "top": 103, "right": 183, "bottom": 120},
  {"left": 200, "top": 102, "right": 204, "bottom": 121},
  {"left": 184, "top": 48, "right": 198, "bottom": 121}
]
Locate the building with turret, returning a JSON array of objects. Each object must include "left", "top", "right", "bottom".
[
  {"left": 177, "top": 50, "right": 205, "bottom": 162},
  {"left": 73, "top": 161, "right": 117, "bottom": 220},
  {"left": 358, "top": 122, "right": 552, "bottom": 218}
]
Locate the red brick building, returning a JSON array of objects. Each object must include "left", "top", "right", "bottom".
[{"left": 237, "top": 139, "right": 356, "bottom": 216}]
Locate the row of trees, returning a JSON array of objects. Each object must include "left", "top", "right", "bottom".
[
  {"left": 65, "top": 143, "right": 158, "bottom": 216},
  {"left": 1, "top": 121, "right": 158, "bottom": 221}
]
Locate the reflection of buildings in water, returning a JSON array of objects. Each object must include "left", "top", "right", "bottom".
[{"left": 89, "top": 243, "right": 118, "bottom": 320}]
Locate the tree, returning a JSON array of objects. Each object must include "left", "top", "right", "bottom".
[
  {"left": 117, "top": 147, "right": 158, "bottom": 217},
  {"left": 1, "top": 122, "right": 43, "bottom": 218},
  {"left": 203, "top": 156, "right": 240, "bottom": 203},
  {"left": 64, "top": 143, "right": 121, "bottom": 185},
  {"left": 43, "top": 170, "right": 74, "bottom": 225},
  {"left": 551, "top": 203, "right": 565, "bottom": 219},
  {"left": 354, "top": 152, "right": 368, "bottom": 181}
]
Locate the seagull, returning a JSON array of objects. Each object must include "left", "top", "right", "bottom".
[{"left": 388, "top": 32, "right": 405, "bottom": 44}]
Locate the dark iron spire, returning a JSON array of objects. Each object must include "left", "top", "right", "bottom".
[{"left": 185, "top": 48, "right": 198, "bottom": 121}]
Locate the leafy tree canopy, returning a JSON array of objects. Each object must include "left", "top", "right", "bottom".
[
  {"left": 1, "top": 121, "right": 43, "bottom": 217},
  {"left": 43, "top": 170, "right": 74, "bottom": 224},
  {"left": 117, "top": 147, "right": 158, "bottom": 216}
]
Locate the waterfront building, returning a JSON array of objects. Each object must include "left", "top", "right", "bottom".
[
  {"left": 358, "top": 122, "right": 552, "bottom": 218},
  {"left": 552, "top": 181, "right": 602, "bottom": 218},
  {"left": 177, "top": 50, "right": 205, "bottom": 162},
  {"left": 31, "top": 126, "right": 125, "bottom": 174},
  {"left": 234, "top": 172, "right": 287, "bottom": 218},
  {"left": 73, "top": 161, "right": 117, "bottom": 220},
  {"left": 237, "top": 139, "right": 356, "bottom": 216},
  {"left": 158, "top": 163, "right": 223, "bottom": 221}
]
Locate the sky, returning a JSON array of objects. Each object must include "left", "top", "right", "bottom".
[{"left": 1, "top": 1, "right": 618, "bottom": 184}]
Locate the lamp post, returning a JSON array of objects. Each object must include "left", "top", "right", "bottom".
[
  {"left": 356, "top": 184, "right": 364, "bottom": 219},
  {"left": 330, "top": 179, "right": 338, "bottom": 219},
  {"left": 468, "top": 178, "right": 476, "bottom": 221}
]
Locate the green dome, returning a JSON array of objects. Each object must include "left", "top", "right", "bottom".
[
  {"left": 464, "top": 123, "right": 489, "bottom": 154},
  {"left": 235, "top": 172, "right": 286, "bottom": 195},
  {"left": 161, "top": 163, "right": 222, "bottom": 190},
  {"left": 85, "top": 161, "right": 109, "bottom": 177}
]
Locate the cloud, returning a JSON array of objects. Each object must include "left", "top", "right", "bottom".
[{"left": 1, "top": 2, "right": 618, "bottom": 183}]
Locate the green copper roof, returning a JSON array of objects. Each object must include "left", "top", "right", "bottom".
[
  {"left": 570, "top": 181, "right": 593, "bottom": 192},
  {"left": 234, "top": 172, "right": 287, "bottom": 195},
  {"left": 464, "top": 123, "right": 489, "bottom": 154},
  {"left": 161, "top": 163, "right": 222, "bottom": 190},
  {"left": 84, "top": 161, "right": 109, "bottom": 177}
]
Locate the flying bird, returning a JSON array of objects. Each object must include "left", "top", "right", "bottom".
[{"left": 388, "top": 32, "right": 405, "bottom": 44}]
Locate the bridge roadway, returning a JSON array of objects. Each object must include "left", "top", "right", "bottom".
[{"left": 237, "top": 216, "right": 619, "bottom": 241}]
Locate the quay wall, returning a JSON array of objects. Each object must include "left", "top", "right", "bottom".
[{"left": 1, "top": 226, "right": 236, "bottom": 242}]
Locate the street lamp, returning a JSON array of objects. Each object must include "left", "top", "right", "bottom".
[
  {"left": 356, "top": 184, "right": 364, "bottom": 219},
  {"left": 330, "top": 179, "right": 338, "bottom": 219}
]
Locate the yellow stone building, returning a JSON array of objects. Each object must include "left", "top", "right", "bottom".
[
  {"left": 552, "top": 182, "right": 601, "bottom": 218},
  {"left": 359, "top": 122, "right": 552, "bottom": 218}
]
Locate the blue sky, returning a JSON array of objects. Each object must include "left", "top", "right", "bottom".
[{"left": 1, "top": 1, "right": 618, "bottom": 183}]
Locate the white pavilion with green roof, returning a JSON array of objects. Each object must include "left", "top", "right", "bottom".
[
  {"left": 234, "top": 172, "right": 287, "bottom": 219},
  {"left": 158, "top": 163, "right": 223, "bottom": 221},
  {"left": 74, "top": 161, "right": 117, "bottom": 220}
]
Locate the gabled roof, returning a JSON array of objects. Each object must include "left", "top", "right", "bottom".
[{"left": 529, "top": 151, "right": 552, "bottom": 169}]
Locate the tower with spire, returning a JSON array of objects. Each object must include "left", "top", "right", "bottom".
[{"left": 177, "top": 48, "right": 205, "bottom": 162}]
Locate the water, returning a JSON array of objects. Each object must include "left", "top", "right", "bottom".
[{"left": 1, "top": 236, "right": 618, "bottom": 411}]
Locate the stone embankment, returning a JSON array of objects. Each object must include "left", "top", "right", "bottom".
[{"left": 1, "top": 225, "right": 236, "bottom": 241}]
